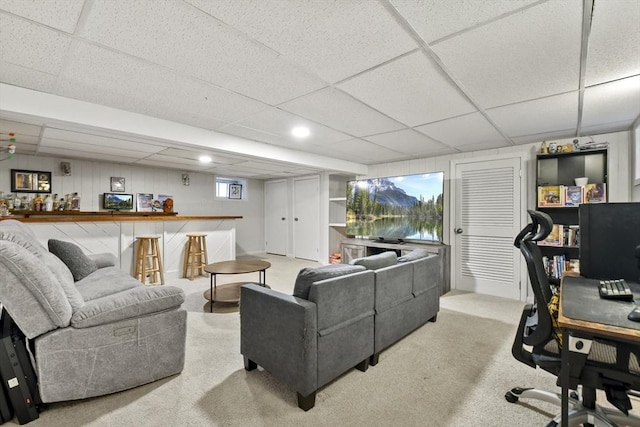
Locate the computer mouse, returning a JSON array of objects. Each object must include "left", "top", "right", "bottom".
[{"left": 628, "top": 307, "right": 640, "bottom": 322}]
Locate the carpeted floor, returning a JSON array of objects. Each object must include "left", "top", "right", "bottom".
[{"left": 15, "top": 254, "right": 639, "bottom": 426}]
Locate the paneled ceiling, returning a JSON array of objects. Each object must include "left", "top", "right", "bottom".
[{"left": 1, "top": 0, "right": 639, "bottom": 179}]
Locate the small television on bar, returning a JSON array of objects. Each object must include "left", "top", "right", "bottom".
[
  {"left": 346, "top": 172, "right": 444, "bottom": 243},
  {"left": 103, "top": 193, "right": 134, "bottom": 211}
]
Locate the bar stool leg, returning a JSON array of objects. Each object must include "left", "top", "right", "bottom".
[{"left": 183, "top": 237, "right": 192, "bottom": 279}]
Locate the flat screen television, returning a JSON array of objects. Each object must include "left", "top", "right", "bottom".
[
  {"left": 346, "top": 172, "right": 444, "bottom": 243},
  {"left": 103, "top": 193, "right": 134, "bottom": 211},
  {"left": 579, "top": 202, "right": 640, "bottom": 281}
]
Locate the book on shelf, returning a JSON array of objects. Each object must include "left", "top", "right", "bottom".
[
  {"left": 537, "top": 185, "right": 564, "bottom": 207},
  {"left": 584, "top": 183, "right": 606, "bottom": 203},
  {"left": 564, "top": 186, "right": 583, "bottom": 206},
  {"left": 567, "top": 258, "right": 580, "bottom": 274},
  {"left": 541, "top": 254, "right": 570, "bottom": 280},
  {"left": 538, "top": 224, "right": 563, "bottom": 246},
  {"left": 566, "top": 225, "right": 579, "bottom": 247}
]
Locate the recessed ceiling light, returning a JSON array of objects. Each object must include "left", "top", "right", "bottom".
[
  {"left": 291, "top": 126, "right": 310, "bottom": 138},
  {"left": 199, "top": 155, "right": 212, "bottom": 163}
]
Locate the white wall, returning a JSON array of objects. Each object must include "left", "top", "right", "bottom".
[{"left": 0, "top": 154, "right": 265, "bottom": 256}]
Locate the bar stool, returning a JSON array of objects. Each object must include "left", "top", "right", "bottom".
[
  {"left": 134, "top": 235, "right": 164, "bottom": 285},
  {"left": 183, "top": 233, "right": 208, "bottom": 280}
]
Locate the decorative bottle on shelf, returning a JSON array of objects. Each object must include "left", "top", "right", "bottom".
[
  {"left": 33, "top": 195, "right": 43, "bottom": 212},
  {"left": 64, "top": 194, "right": 72, "bottom": 210},
  {"left": 52, "top": 194, "right": 59, "bottom": 212},
  {"left": 6, "top": 194, "right": 13, "bottom": 211},
  {"left": 44, "top": 194, "right": 53, "bottom": 211},
  {"left": 71, "top": 193, "right": 80, "bottom": 211},
  {"left": 13, "top": 194, "right": 21, "bottom": 211},
  {"left": 58, "top": 198, "right": 65, "bottom": 211}
]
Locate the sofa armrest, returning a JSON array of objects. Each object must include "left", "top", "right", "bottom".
[
  {"left": 87, "top": 252, "right": 118, "bottom": 269},
  {"left": 240, "top": 284, "right": 318, "bottom": 396},
  {"left": 70, "top": 286, "right": 185, "bottom": 328}
]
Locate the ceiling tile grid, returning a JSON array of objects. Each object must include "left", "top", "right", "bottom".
[
  {"left": 363, "top": 128, "right": 448, "bottom": 157},
  {"left": 0, "top": 12, "right": 72, "bottom": 74},
  {"left": 584, "top": 0, "right": 640, "bottom": 86},
  {"left": 0, "top": 0, "right": 84, "bottom": 34},
  {"left": 338, "top": 50, "right": 477, "bottom": 127},
  {"left": 485, "top": 92, "right": 580, "bottom": 138},
  {"left": 431, "top": 0, "right": 583, "bottom": 109},
  {"left": 279, "top": 87, "right": 405, "bottom": 137},
  {"left": 78, "top": 0, "right": 327, "bottom": 105},
  {"left": 415, "top": 112, "right": 509, "bottom": 149},
  {"left": 581, "top": 75, "right": 640, "bottom": 128},
  {"left": 186, "top": 0, "right": 419, "bottom": 83}
]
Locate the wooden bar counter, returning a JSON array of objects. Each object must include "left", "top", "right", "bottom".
[{"left": 2, "top": 211, "right": 242, "bottom": 279}]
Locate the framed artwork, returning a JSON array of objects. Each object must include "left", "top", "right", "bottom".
[
  {"left": 11, "top": 169, "right": 52, "bottom": 193},
  {"left": 110, "top": 177, "right": 125, "bottom": 192},
  {"left": 136, "top": 193, "right": 154, "bottom": 212},
  {"left": 229, "top": 184, "right": 242, "bottom": 199}
]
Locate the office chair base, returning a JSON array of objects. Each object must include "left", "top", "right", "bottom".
[
  {"left": 506, "top": 387, "right": 640, "bottom": 427},
  {"left": 549, "top": 406, "right": 640, "bottom": 427}
]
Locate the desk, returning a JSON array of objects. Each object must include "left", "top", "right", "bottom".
[{"left": 558, "top": 274, "right": 640, "bottom": 427}]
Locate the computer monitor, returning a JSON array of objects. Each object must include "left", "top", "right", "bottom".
[{"left": 579, "top": 202, "right": 640, "bottom": 281}]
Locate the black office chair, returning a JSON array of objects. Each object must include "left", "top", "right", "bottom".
[{"left": 506, "top": 210, "right": 640, "bottom": 426}]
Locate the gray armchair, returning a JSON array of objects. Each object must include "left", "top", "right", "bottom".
[{"left": 240, "top": 268, "right": 375, "bottom": 410}]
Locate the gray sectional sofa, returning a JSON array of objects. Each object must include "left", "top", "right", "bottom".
[
  {"left": 0, "top": 219, "right": 187, "bottom": 403},
  {"left": 240, "top": 249, "right": 441, "bottom": 410}
]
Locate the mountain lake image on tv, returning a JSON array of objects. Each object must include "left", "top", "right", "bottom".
[
  {"left": 103, "top": 193, "right": 134, "bottom": 210},
  {"left": 346, "top": 172, "right": 444, "bottom": 242}
]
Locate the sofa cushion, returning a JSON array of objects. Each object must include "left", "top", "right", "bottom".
[
  {"left": 350, "top": 251, "right": 397, "bottom": 270},
  {"left": 71, "top": 285, "right": 185, "bottom": 328},
  {"left": 293, "top": 264, "right": 366, "bottom": 299},
  {"left": 397, "top": 249, "right": 430, "bottom": 262},
  {"left": 75, "top": 267, "right": 140, "bottom": 301},
  {"left": 49, "top": 239, "right": 98, "bottom": 281}
]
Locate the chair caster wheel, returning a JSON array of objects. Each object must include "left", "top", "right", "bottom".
[{"left": 505, "top": 391, "right": 519, "bottom": 403}]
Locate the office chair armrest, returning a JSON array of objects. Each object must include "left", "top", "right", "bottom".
[{"left": 512, "top": 304, "right": 537, "bottom": 368}]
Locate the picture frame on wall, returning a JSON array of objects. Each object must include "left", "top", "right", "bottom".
[
  {"left": 136, "top": 193, "right": 154, "bottom": 212},
  {"left": 11, "top": 169, "right": 52, "bottom": 193},
  {"left": 110, "top": 177, "right": 125, "bottom": 192},
  {"left": 229, "top": 184, "right": 242, "bottom": 199}
]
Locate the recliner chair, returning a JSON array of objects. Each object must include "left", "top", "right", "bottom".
[{"left": 506, "top": 210, "right": 640, "bottom": 426}]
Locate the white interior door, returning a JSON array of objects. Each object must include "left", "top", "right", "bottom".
[
  {"left": 453, "top": 157, "right": 522, "bottom": 299},
  {"left": 265, "top": 180, "right": 287, "bottom": 256},
  {"left": 293, "top": 176, "right": 319, "bottom": 261}
]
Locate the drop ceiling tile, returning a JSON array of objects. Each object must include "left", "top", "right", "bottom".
[
  {"left": 0, "top": 0, "right": 84, "bottom": 33},
  {"left": 280, "top": 87, "right": 405, "bottom": 137},
  {"left": 157, "top": 148, "right": 247, "bottom": 165},
  {"left": 511, "top": 129, "right": 577, "bottom": 145},
  {"left": 581, "top": 76, "right": 640, "bottom": 129},
  {"left": 363, "top": 129, "right": 445, "bottom": 156},
  {"left": 40, "top": 137, "right": 155, "bottom": 159},
  {"left": 390, "top": 0, "right": 539, "bottom": 42},
  {"left": 0, "top": 13, "right": 72, "bottom": 73},
  {"left": 232, "top": 107, "right": 352, "bottom": 146},
  {"left": 187, "top": 0, "right": 418, "bottom": 83},
  {"left": 36, "top": 146, "right": 139, "bottom": 164},
  {"left": 486, "top": 92, "right": 579, "bottom": 137},
  {"left": 585, "top": 0, "right": 640, "bottom": 86},
  {"left": 134, "top": 158, "right": 214, "bottom": 172},
  {"left": 338, "top": 51, "right": 476, "bottom": 127},
  {"left": 56, "top": 42, "right": 265, "bottom": 128},
  {"left": 0, "top": 61, "right": 58, "bottom": 93},
  {"left": 415, "top": 112, "right": 508, "bottom": 148},
  {"left": 43, "top": 127, "right": 167, "bottom": 153},
  {"left": 13, "top": 142, "right": 37, "bottom": 154},
  {"left": 217, "top": 124, "right": 286, "bottom": 146},
  {"left": 432, "top": 1, "right": 582, "bottom": 108},
  {"left": 79, "top": 0, "right": 325, "bottom": 104},
  {"left": 454, "top": 139, "right": 512, "bottom": 152},
  {"left": 0, "top": 119, "right": 42, "bottom": 136},
  {"left": 580, "top": 119, "right": 636, "bottom": 135},
  {"left": 314, "top": 139, "right": 409, "bottom": 165}
]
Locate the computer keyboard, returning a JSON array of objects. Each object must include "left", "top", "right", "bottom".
[{"left": 598, "top": 279, "right": 634, "bottom": 301}]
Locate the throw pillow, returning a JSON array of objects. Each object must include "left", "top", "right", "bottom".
[
  {"left": 48, "top": 239, "right": 98, "bottom": 282},
  {"left": 350, "top": 251, "right": 397, "bottom": 270},
  {"left": 397, "top": 249, "right": 431, "bottom": 263},
  {"left": 293, "top": 264, "right": 366, "bottom": 300}
]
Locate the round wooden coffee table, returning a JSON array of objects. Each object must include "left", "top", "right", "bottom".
[{"left": 203, "top": 259, "right": 271, "bottom": 312}]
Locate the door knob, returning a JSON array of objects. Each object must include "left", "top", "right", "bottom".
[
  {"left": 454, "top": 228, "right": 463, "bottom": 234},
  {"left": 281, "top": 217, "right": 285, "bottom": 221},
  {"left": 295, "top": 218, "right": 299, "bottom": 221}
]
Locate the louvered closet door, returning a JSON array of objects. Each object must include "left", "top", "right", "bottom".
[{"left": 454, "top": 157, "right": 521, "bottom": 299}]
